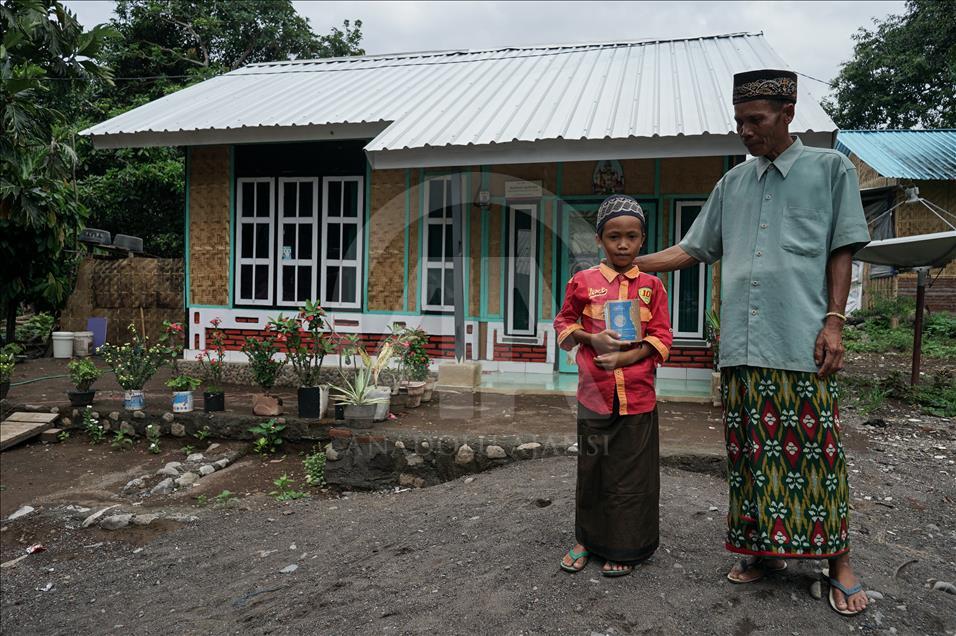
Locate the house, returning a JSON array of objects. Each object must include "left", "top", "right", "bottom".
[
  {"left": 836, "top": 130, "right": 956, "bottom": 312},
  {"left": 80, "top": 32, "right": 838, "bottom": 394}
]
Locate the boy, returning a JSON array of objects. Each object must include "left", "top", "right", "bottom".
[{"left": 554, "top": 195, "right": 673, "bottom": 577}]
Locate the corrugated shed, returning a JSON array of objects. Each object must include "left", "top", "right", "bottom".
[
  {"left": 836, "top": 130, "right": 956, "bottom": 181},
  {"left": 81, "top": 32, "right": 836, "bottom": 151}
]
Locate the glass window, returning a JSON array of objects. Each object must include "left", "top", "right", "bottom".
[
  {"left": 422, "top": 175, "right": 457, "bottom": 311},
  {"left": 235, "top": 179, "right": 274, "bottom": 305},
  {"left": 275, "top": 178, "right": 319, "bottom": 306},
  {"left": 672, "top": 202, "right": 706, "bottom": 339},
  {"left": 321, "top": 176, "right": 363, "bottom": 309},
  {"left": 506, "top": 205, "right": 537, "bottom": 335}
]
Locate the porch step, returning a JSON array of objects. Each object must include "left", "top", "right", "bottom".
[{"left": 0, "top": 412, "right": 60, "bottom": 451}]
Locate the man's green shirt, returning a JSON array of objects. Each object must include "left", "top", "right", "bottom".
[{"left": 680, "top": 137, "right": 870, "bottom": 373}]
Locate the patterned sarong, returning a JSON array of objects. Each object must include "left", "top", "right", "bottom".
[{"left": 721, "top": 366, "right": 850, "bottom": 558}]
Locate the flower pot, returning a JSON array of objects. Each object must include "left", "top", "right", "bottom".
[
  {"left": 369, "top": 386, "right": 392, "bottom": 422},
  {"left": 203, "top": 391, "right": 225, "bottom": 412},
  {"left": 404, "top": 381, "right": 426, "bottom": 408},
  {"left": 344, "top": 403, "right": 376, "bottom": 428},
  {"left": 172, "top": 390, "right": 194, "bottom": 413},
  {"left": 68, "top": 390, "right": 96, "bottom": 407},
  {"left": 0, "top": 380, "right": 9, "bottom": 401},
  {"left": 123, "top": 389, "right": 145, "bottom": 411},
  {"left": 252, "top": 393, "right": 283, "bottom": 416},
  {"left": 333, "top": 402, "right": 346, "bottom": 422},
  {"left": 421, "top": 379, "right": 437, "bottom": 403},
  {"left": 297, "top": 385, "right": 329, "bottom": 419}
]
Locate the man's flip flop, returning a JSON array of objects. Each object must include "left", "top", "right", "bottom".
[
  {"left": 560, "top": 548, "right": 589, "bottom": 573},
  {"left": 827, "top": 576, "right": 867, "bottom": 617},
  {"left": 600, "top": 563, "right": 633, "bottom": 578},
  {"left": 726, "top": 557, "right": 788, "bottom": 584}
]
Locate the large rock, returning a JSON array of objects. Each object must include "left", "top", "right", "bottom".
[
  {"left": 156, "top": 466, "right": 179, "bottom": 478},
  {"left": 161, "top": 412, "right": 175, "bottom": 423},
  {"left": 484, "top": 445, "right": 507, "bottom": 460},
  {"left": 122, "top": 477, "right": 146, "bottom": 493},
  {"left": 132, "top": 514, "right": 160, "bottom": 526},
  {"left": 405, "top": 453, "right": 424, "bottom": 467},
  {"left": 436, "top": 362, "right": 482, "bottom": 388},
  {"left": 514, "top": 442, "right": 543, "bottom": 459},
  {"left": 170, "top": 423, "right": 186, "bottom": 437},
  {"left": 175, "top": 472, "right": 199, "bottom": 487},
  {"left": 185, "top": 453, "right": 205, "bottom": 463},
  {"left": 151, "top": 478, "right": 176, "bottom": 496},
  {"left": 99, "top": 514, "right": 133, "bottom": 530},
  {"left": 119, "top": 421, "right": 136, "bottom": 436},
  {"left": 213, "top": 458, "right": 230, "bottom": 470},
  {"left": 455, "top": 444, "right": 475, "bottom": 465},
  {"left": 199, "top": 465, "right": 215, "bottom": 477},
  {"left": 7, "top": 506, "right": 35, "bottom": 521}
]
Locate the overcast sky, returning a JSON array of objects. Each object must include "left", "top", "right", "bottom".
[{"left": 64, "top": 0, "right": 905, "bottom": 97}]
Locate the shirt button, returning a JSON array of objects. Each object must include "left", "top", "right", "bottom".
[
  {"left": 752, "top": 281, "right": 759, "bottom": 287},
  {"left": 765, "top": 194, "right": 772, "bottom": 200},
  {"left": 752, "top": 309, "right": 758, "bottom": 316},
  {"left": 760, "top": 223, "right": 768, "bottom": 229},
  {"left": 756, "top": 251, "right": 763, "bottom": 257}
]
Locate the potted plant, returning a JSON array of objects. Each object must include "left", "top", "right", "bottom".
[
  {"left": 241, "top": 332, "right": 286, "bottom": 416},
  {"left": 166, "top": 374, "right": 201, "bottom": 413},
  {"left": 270, "top": 300, "right": 334, "bottom": 419},
  {"left": 363, "top": 342, "right": 394, "bottom": 421},
  {"left": 100, "top": 323, "right": 177, "bottom": 411},
  {"left": 197, "top": 317, "right": 226, "bottom": 412},
  {"left": 67, "top": 358, "right": 102, "bottom": 406},
  {"left": 332, "top": 366, "right": 387, "bottom": 428},
  {"left": 394, "top": 327, "right": 430, "bottom": 408},
  {"left": 706, "top": 309, "right": 721, "bottom": 407},
  {"left": 0, "top": 350, "right": 13, "bottom": 401},
  {"left": 331, "top": 332, "right": 362, "bottom": 421}
]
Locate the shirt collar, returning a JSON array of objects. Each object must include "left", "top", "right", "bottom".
[
  {"left": 599, "top": 262, "right": 641, "bottom": 282},
  {"left": 755, "top": 136, "right": 803, "bottom": 180}
]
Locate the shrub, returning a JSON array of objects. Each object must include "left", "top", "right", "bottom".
[{"left": 68, "top": 358, "right": 102, "bottom": 391}]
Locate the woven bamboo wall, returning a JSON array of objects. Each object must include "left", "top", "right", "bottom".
[
  {"left": 470, "top": 203, "right": 481, "bottom": 317},
  {"left": 562, "top": 159, "right": 656, "bottom": 195},
  {"left": 188, "top": 146, "right": 230, "bottom": 305},
  {"left": 488, "top": 163, "right": 557, "bottom": 195},
  {"left": 660, "top": 157, "right": 724, "bottom": 194},
  {"left": 849, "top": 153, "right": 896, "bottom": 190},
  {"left": 407, "top": 170, "right": 421, "bottom": 312},
  {"left": 541, "top": 199, "right": 553, "bottom": 319},
  {"left": 487, "top": 203, "right": 503, "bottom": 316},
  {"left": 367, "top": 169, "right": 407, "bottom": 311}
]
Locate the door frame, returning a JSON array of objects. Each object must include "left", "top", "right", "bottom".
[{"left": 504, "top": 202, "right": 539, "bottom": 336}]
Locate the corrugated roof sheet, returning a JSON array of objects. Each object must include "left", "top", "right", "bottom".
[
  {"left": 836, "top": 130, "right": 956, "bottom": 181},
  {"left": 81, "top": 32, "right": 836, "bottom": 151}
]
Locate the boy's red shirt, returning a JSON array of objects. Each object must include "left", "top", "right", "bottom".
[{"left": 553, "top": 263, "right": 673, "bottom": 416}]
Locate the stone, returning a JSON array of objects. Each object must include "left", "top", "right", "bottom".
[
  {"left": 325, "top": 446, "right": 340, "bottom": 462},
  {"left": 156, "top": 467, "right": 178, "bottom": 478},
  {"left": 175, "top": 472, "right": 199, "bottom": 487},
  {"left": 150, "top": 479, "right": 176, "bottom": 496},
  {"left": 90, "top": 411, "right": 100, "bottom": 420},
  {"left": 485, "top": 445, "right": 507, "bottom": 459},
  {"left": 213, "top": 459, "right": 230, "bottom": 470},
  {"left": 436, "top": 361, "right": 482, "bottom": 388},
  {"left": 132, "top": 411, "right": 146, "bottom": 420},
  {"left": 50, "top": 406, "right": 60, "bottom": 414},
  {"left": 40, "top": 428, "right": 63, "bottom": 444},
  {"left": 566, "top": 444, "right": 579, "bottom": 455},
  {"left": 122, "top": 478, "right": 146, "bottom": 493},
  {"left": 420, "top": 441, "right": 430, "bottom": 450},
  {"left": 120, "top": 422, "right": 136, "bottom": 436},
  {"left": 455, "top": 444, "right": 475, "bottom": 465},
  {"left": 206, "top": 443, "right": 221, "bottom": 453},
  {"left": 170, "top": 423, "right": 186, "bottom": 437},
  {"left": 199, "top": 465, "right": 215, "bottom": 477},
  {"left": 464, "top": 477, "right": 476, "bottom": 484},
  {"left": 132, "top": 514, "right": 160, "bottom": 526},
  {"left": 398, "top": 473, "right": 425, "bottom": 489},
  {"left": 165, "top": 462, "right": 183, "bottom": 471},
  {"left": 99, "top": 514, "right": 133, "bottom": 530},
  {"left": 162, "top": 412, "right": 175, "bottom": 424},
  {"left": 7, "top": 506, "right": 35, "bottom": 521},
  {"left": 405, "top": 453, "right": 423, "bottom": 467},
  {"left": 109, "top": 411, "right": 121, "bottom": 421},
  {"left": 81, "top": 505, "right": 119, "bottom": 528},
  {"left": 61, "top": 417, "right": 72, "bottom": 428},
  {"left": 867, "top": 591, "right": 884, "bottom": 601},
  {"left": 394, "top": 441, "right": 405, "bottom": 450},
  {"left": 280, "top": 564, "right": 298, "bottom": 574},
  {"left": 514, "top": 442, "right": 542, "bottom": 458},
  {"left": 809, "top": 580, "right": 823, "bottom": 600},
  {"left": 932, "top": 581, "right": 956, "bottom": 595},
  {"left": 186, "top": 453, "right": 205, "bottom": 463}
]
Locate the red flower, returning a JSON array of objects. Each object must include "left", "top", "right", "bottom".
[{"left": 210, "top": 317, "right": 222, "bottom": 328}]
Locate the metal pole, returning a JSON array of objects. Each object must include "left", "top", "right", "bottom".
[
  {"left": 451, "top": 175, "right": 465, "bottom": 361},
  {"left": 911, "top": 267, "right": 928, "bottom": 386}
]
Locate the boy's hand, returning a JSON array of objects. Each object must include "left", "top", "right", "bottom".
[
  {"left": 590, "top": 330, "right": 624, "bottom": 355},
  {"left": 594, "top": 350, "right": 632, "bottom": 370}
]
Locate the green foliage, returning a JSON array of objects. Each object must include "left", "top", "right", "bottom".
[
  {"left": 270, "top": 474, "right": 308, "bottom": 501},
  {"left": 332, "top": 366, "right": 386, "bottom": 406},
  {"left": 145, "top": 423, "right": 161, "bottom": 453},
  {"left": 181, "top": 443, "right": 195, "bottom": 455},
  {"left": 0, "top": 351, "right": 13, "bottom": 382},
  {"left": 825, "top": 0, "right": 956, "bottom": 128},
  {"left": 268, "top": 301, "right": 334, "bottom": 387},
  {"left": 15, "top": 313, "right": 54, "bottom": 343},
  {"left": 249, "top": 418, "right": 285, "bottom": 455},
  {"left": 100, "top": 323, "right": 177, "bottom": 390},
  {"left": 82, "top": 407, "right": 105, "bottom": 444},
  {"left": 845, "top": 310, "right": 956, "bottom": 359},
  {"left": 111, "top": 429, "right": 134, "bottom": 450},
  {"left": 68, "top": 358, "right": 102, "bottom": 391},
  {"left": 388, "top": 326, "right": 430, "bottom": 383},
  {"left": 845, "top": 370, "right": 956, "bottom": 417},
  {"left": 195, "top": 494, "right": 207, "bottom": 506},
  {"left": 165, "top": 373, "right": 201, "bottom": 391},
  {"left": 214, "top": 489, "right": 235, "bottom": 505},
  {"left": 196, "top": 317, "right": 225, "bottom": 390},
  {"left": 241, "top": 336, "right": 285, "bottom": 391},
  {"left": 194, "top": 425, "right": 210, "bottom": 442},
  {"left": 57, "top": 430, "right": 70, "bottom": 442},
  {"left": 303, "top": 449, "right": 326, "bottom": 487}
]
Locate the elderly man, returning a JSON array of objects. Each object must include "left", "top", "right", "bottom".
[{"left": 635, "top": 69, "right": 871, "bottom": 616}]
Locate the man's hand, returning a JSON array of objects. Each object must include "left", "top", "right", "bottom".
[
  {"left": 590, "top": 330, "right": 624, "bottom": 355},
  {"left": 594, "top": 350, "right": 631, "bottom": 371},
  {"left": 814, "top": 318, "right": 845, "bottom": 378}
]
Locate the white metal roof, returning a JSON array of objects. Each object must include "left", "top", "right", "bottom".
[{"left": 81, "top": 33, "right": 838, "bottom": 167}]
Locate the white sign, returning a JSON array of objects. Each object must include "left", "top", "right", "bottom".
[{"left": 505, "top": 180, "right": 542, "bottom": 199}]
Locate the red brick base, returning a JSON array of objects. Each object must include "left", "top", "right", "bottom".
[{"left": 662, "top": 345, "right": 714, "bottom": 369}]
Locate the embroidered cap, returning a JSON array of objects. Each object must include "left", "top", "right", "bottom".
[
  {"left": 732, "top": 69, "right": 798, "bottom": 105},
  {"left": 596, "top": 195, "right": 645, "bottom": 236}
]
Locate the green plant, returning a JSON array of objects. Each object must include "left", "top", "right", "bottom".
[
  {"left": 196, "top": 317, "right": 226, "bottom": 391},
  {"left": 214, "top": 490, "right": 236, "bottom": 505},
  {"left": 303, "top": 449, "right": 327, "bottom": 487},
  {"left": 388, "top": 326, "right": 430, "bottom": 383},
  {"left": 57, "top": 430, "right": 70, "bottom": 442},
  {"left": 0, "top": 351, "right": 13, "bottom": 383},
  {"left": 100, "top": 323, "right": 178, "bottom": 390},
  {"left": 268, "top": 300, "right": 335, "bottom": 387},
  {"left": 194, "top": 425, "right": 211, "bottom": 442},
  {"left": 181, "top": 444, "right": 195, "bottom": 455},
  {"left": 15, "top": 313, "right": 55, "bottom": 343},
  {"left": 270, "top": 474, "right": 308, "bottom": 501},
  {"left": 249, "top": 418, "right": 285, "bottom": 454},
  {"left": 165, "top": 374, "right": 201, "bottom": 392},
  {"left": 111, "top": 430, "right": 134, "bottom": 450},
  {"left": 241, "top": 335, "right": 286, "bottom": 392},
  {"left": 145, "top": 423, "right": 161, "bottom": 454},
  {"left": 705, "top": 309, "right": 720, "bottom": 371},
  {"left": 332, "top": 366, "right": 387, "bottom": 406},
  {"left": 82, "top": 407, "right": 105, "bottom": 444},
  {"left": 68, "top": 358, "right": 102, "bottom": 392},
  {"left": 195, "top": 494, "right": 208, "bottom": 506}
]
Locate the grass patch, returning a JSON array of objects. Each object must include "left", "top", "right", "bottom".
[
  {"left": 844, "top": 370, "right": 956, "bottom": 418},
  {"left": 845, "top": 297, "right": 956, "bottom": 358}
]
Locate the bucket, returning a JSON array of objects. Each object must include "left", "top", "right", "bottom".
[
  {"left": 52, "top": 332, "right": 75, "bottom": 359},
  {"left": 123, "top": 389, "right": 145, "bottom": 411},
  {"left": 172, "top": 391, "right": 194, "bottom": 413},
  {"left": 73, "top": 331, "right": 94, "bottom": 357}
]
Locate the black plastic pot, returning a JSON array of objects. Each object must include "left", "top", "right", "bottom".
[
  {"left": 0, "top": 380, "right": 9, "bottom": 401},
  {"left": 297, "top": 386, "right": 324, "bottom": 419},
  {"left": 204, "top": 391, "right": 225, "bottom": 412},
  {"left": 333, "top": 402, "right": 346, "bottom": 422},
  {"left": 68, "top": 390, "right": 95, "bottom": 407}
]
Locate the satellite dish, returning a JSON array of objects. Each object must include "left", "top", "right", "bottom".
[{"left": 855, "top": 231, "right": 956, "bottom": 268}]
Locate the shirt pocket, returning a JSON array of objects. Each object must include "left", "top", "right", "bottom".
[
  {"left": 583, "top": 302, "right": 605, "bottom": 321},
  {"left": 781, "top": 206, "right": 827, "bottom": 257}
]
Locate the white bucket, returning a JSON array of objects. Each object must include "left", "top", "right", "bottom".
[
  {"left": 73, "top": 331, "right": 94, "bottom": 357},
  {"left": 52, "top": 332, "right": 75, "bottom": 359}
]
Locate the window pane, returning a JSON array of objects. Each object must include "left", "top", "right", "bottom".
[
  {"left": 300, "top": 182, "right": 313, "bottom": 217},
  {"left": 343, "top": 224, "right": 358, "bottom": 261},
  {"left": 282, "top": 266, "right": 295, "bottom": 302},
  {"left": 444, "top": 179, "right": 453, "bottom": 218},
  {"left": 241, "top": 182, "right": 255, "bottom": 217},
  {"left": 428, "top": 179, "right": 445, "bottom": 218},
  {"left": 282, "top": 223, "right": 296, "bottom": 260},
  {"left": 241, "top": 224, "right": 254, "bottom": 257},
  {"left": 240, "top": 264, "right": 253, "bottom": 299},
  {"left": 298, "top": 225, "right": 312, "bottom": 260},
  {"left": 426, "top": 268, "right": 442, "bottom": 307},
  {"left": 427, "top": 223, "right": 443, "bottom": 260},
  {"left": 344, "top": 181, "right": 359, "bottom": 218},
  {"left": 283, "top": 182, "right": 297, "bottom": 218},
  {"left": 325, "top": 266, "right": 340, "bottom": 304},
  {"left": 677, "top": 265, "right": 701, "bottom": 334},
  {"left": 443, "top": 268, "right": 455, "bottom": 308},
  {"left": 297, "top": 266, "right": 312, "bottom": 301},
  {"left": 255, "top": 223, "right": 270, "bottom": 259},
  {"left": 254, "top": 265, "right": 269, "bottom": 300},
  {"left": 443, "top": 224, "right": 454, "bottom": 260},
  {"left": 326, "top": 223, "right": 341, "bottom": 260},
  {"left": 342, "top": 266, "right": 356, "bottom": 304},
  {"left": 327, "top": 181, "right": 341, "bottom": 217},
  {"left": 255, "top": 182, "right": 270, "bottom": 218}
]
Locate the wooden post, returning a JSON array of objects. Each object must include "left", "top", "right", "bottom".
[{"left": 910, "top": 267, "right": 928, "bottom": 386}]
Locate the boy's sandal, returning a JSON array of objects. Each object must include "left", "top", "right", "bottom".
[
  {"left": 600, "top": 563, "right": 634, "bottom": 578},
  {"left": 826, "top": 576, "right": 867, "bottom": 617},
  {"left": 560, "top": 547, "right": 590, "bottom": 573},
  {"left": 726, "top": 557, "right": 788, "bottom": 584}
]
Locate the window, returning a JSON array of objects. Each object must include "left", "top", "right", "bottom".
[
  {"left": 277, "top": 178, "right": 318, "bottom": 306},
  {"left": 422, "top": 175, "right": 457, "bottom": 312},
  {"left": 321, "top": 176, "right": 364, "bottom": 309},
  {"left": 672, "top": 201, "right": 707, "bottom": 339},
  {"left": 235, "top": 178, "right": 275, "bottom": 305},
  {"left": 506, "top": 204, "right": 537, "bottom": 335}
]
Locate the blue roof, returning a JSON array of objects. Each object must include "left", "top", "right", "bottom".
[{"left": 835, "top": 129, "right": 956, "bottom": 181}]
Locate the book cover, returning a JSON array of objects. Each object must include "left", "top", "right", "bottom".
[{"left": 604, "top": 299, "right": 643, "bottom": 343}]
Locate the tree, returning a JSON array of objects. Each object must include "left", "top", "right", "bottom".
[
  {"left": 0, "top": 0, "right": 114, "bottom": 343},
  {"left": 825, "top": 0, "right": 956, "bottom": 129}
]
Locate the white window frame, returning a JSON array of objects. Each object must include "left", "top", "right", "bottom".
[
  {"left": 235, "top": 177, "right": 275, "bottom": 306},
  {"left": 421, "top": 175, "right": 457, "bottom": 312},
  {"left": 506, "top": 203, "right": 538, "bottom": 336},
  {"left": 320, "top": 176, "right": 364, "bottom": 309},
  {"left": 672, "top": 201, "right": 707, "bottom": 339},
  {"left": 276, "top": 177, "right": 319, "bottom": 307}
]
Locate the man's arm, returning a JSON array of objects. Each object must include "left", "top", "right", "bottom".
[
  {"left": 814, "top": 246, "right": 853, "bottom": 377},
  {"left": 634, "top": 245, "right": 699, "bottom": 273}
]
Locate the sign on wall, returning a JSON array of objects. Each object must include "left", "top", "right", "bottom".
[{"left": 505, "top": 180, "right": 543, "bottom": 199}]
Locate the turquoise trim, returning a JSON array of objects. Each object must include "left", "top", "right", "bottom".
[
  {"left": 550, "top": 202, "right": 558, "bottom": 321},
  {"left": 184, "top": 147, "right": 191, "bottom": 307},
  {"left": 667, "top": 197, "right": 708, "bottom": 337},
  {"left": 227, "top": 146, "right": 235, "bottom": 308},
  {"left": 363, "top": 310, "right": 419, "bottom": 316},
  {"left": 362, "top": 160, "right": 372, "bottom": 311},
  {"left": 464, "top": 170, "right": 473, "bottom": 320},
  {"left": 500, "top": 202, "right": 506, "bottom": 319},
  {"left": 417, "top": 169, "right": 425, "bottom": 312},
  {"left": 189, "top": 304, "right": 231, "bottom": 309},
  {"left": 403, "top": 169, "right": 411, "bottom": 312}
]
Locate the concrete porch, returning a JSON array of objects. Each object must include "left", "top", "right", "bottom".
[{"left": 478, "top": 368, "right": 714, "bottom": 403}]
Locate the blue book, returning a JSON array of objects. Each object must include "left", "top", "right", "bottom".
[{"left": 604, "top": 299, "right": 642, "bottom": 343}]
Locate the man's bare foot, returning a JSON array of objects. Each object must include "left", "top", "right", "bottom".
[
  {"left": 601, "top": 561, "right": 633, "bottom": 576},
  {"left": 726, "top": 557, "right": 787, "bottom": 583},
  {"left": 561, "top": 543, "right": 589, "bottom": 571},
  {"left": 828, "top": 554, "right": 868, "bottom": 614}
]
